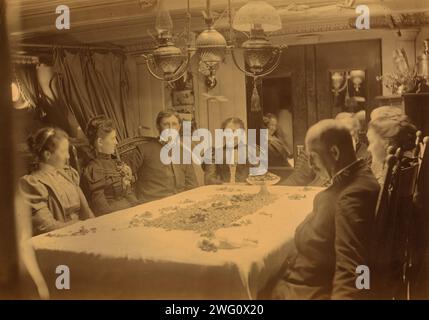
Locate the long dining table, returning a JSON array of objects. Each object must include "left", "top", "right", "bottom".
[{"left": 31, "top": 185, "right": 323, "bottom": 299}]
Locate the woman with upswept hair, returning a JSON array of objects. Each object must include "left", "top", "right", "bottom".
[
  {"left": 81, "top": 115, "right": 138, "bottom": 216},
  {"left": 19, "top": 127, "right": 94, "bottom": 235},
  {"left": 367, "top": 114, "right": 417, "bottom": 184}
]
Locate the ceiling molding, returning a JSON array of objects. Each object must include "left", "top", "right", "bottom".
[
  {"left": 355, "top": 11, "right": 429, "bottom": 29},
  {"left": 9, "top": 1, "right": 429, "bottom": 51}
]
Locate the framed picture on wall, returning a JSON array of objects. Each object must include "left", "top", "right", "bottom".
[{"left": 172, "top": 89, "right": 195, "bottom": 106}]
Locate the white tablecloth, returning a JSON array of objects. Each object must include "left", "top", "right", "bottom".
[{"left": 32, "top": 185, "right": 322, "bottom": 299}]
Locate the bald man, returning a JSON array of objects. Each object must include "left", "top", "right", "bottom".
[
  {"left": 335, "top": 112, "right": 370, "bottom": 161},
  {"left": 282, "top": 113, "right": 369, "bottom": 187},
  {"left": 272, "top": 119, "right": 380, "bottom": 300}
]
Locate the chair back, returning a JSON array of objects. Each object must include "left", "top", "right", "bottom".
[
  {"left": 116, "top": 136, "right": 152, "bottom": 161},
  {"left": 371, "top": 146, "right": 420, "bottom": 299},
  {"left": 411, "top": 134, "right": 429, "bottom": 298}
]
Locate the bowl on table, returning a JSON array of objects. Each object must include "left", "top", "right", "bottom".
[{"left": 246, "top": 171, "right": 281, "bottom": 186}]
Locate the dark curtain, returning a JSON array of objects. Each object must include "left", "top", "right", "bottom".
[{"left": 53, "top": 48, "right": 134, "bottom": 140}]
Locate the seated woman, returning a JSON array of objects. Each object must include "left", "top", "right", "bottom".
[
  {"left": 262, "top": 113, "right": 291, "bottom": 167},
  {"left": 367, "top": 114, "right": 417, "bottom": 184},
  {"left": 81, "top": 116, "right": 138, "bottom": 216},
  {"left": 19, "top": 127, "right": 94, "bottom": 235},
  {"left": 204, "top": 117, "right": 258, "bottom": 185}
]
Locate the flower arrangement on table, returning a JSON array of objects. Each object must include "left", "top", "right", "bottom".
[{"left": 376, "top": 48, "right": 427, "bottom": 94}]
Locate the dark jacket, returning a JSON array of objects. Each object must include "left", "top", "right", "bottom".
[
  {"left": 281, "top": 151, "right": 329, "bottom": 187},
  {"left": 81, "top": 153, "right": 138, "bottom": 216},
  {"left": 129, "top": 138, "right": 198, "bottom": 202},
  {"left": 203, "top": 145, "right": 257, "bottom": 185},
  {"left": 273, "top": 159, "right": 380, "bottom": 299},
  {"left": 268, "top": 135, "right": 291, "bottom": 167}
]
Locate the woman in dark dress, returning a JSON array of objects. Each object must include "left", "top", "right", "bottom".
[{"left": 81, "top": 116, "right": 138, "bottom": 216}]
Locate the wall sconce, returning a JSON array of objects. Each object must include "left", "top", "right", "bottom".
[
  {"left": 330, "top": 69, "right": 367, "bottom": 111},
  {"left": 349, "top": 69, "right": 365, "bottom": 92},
  {"left": 331, "top": 69, "right": 366, "bottom": 96},
  {"left": 331, "top": 71, "right": 347, "bottom": 97}
]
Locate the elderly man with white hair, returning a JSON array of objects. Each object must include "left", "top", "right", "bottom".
[
  {"left": 370, "top": 105, "right": 403, "bottom": 121},
  {"left": 282, "top": 111, "right": 370, "bottom": 187},
  {"left": 272, "top": 119, "right": 380, "bottom": 300}
]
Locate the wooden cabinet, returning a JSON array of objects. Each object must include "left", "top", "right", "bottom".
[{"left": 403, "top": 93, "right": 429, "bottom": 136}]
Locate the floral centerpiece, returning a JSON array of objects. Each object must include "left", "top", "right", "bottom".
[{"left": 376, "top": 48, "right": 425, "bottom": 94}]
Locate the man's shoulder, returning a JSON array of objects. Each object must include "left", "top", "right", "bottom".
[
  {"left": 347, "top": 164, "right": 379, "bottom": 192},
  {"left": 136, "top": 137, "right": 161, "bottom": 151},
  {"left": 318, "top": 163, "right": 379, "bottom": 203},
  {"left": 140, "top": 136, "right": 160, "bottom": 145},
  {"left": 337, "top": 166, "right": 380, "bottom": 208}
]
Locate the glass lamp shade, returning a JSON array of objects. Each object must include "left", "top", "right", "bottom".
[
  {"left": 155, "top": 0, "right": 173, "bottom": 36},
  {"left": 233, "top": 0, "right": 281, "bottom": 32},
  {"left": 195, "top": 28, "right": 227, "bottom": 65},
  {"left": 242, "top": 37, "right": 276, "bottom": 73},
  {"left": 152, "top": 43, "right": 186, "bottom": 77}
]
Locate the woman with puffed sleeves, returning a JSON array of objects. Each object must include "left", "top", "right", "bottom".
[{"left": 19, "top": 127, "right": 94, "bottom": 236}]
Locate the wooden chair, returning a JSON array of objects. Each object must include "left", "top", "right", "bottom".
[
  {"left": 116, "top": 136, "right": 152, "bottom": 160},
  {"left": 371, "top": 146, "right": 420, "bottom": 300},
  {"left": 410, "top": 133, "right": 429, "bottom": 298},
  {"left": 68, "top": 144, "right": 81, "bottom": 176},
  {"left": 116, "top": 136, "right": 153, "bottom": 180}
]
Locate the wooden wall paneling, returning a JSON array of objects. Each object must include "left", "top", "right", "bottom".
[
  {"left": 289, "top": 46, "right": 308, "bottom": 155},
  {"left": 314, "top": 39, "right": 383, "bottom": 120},
  {"left": 192, "top": 54, "right": 246, "bottom": 136},
  {"left": 304, "top": 45, "right": 318, "bottom": 129},
  {"left": 133, "top": 60, "right": 165, "bottom": 137}
]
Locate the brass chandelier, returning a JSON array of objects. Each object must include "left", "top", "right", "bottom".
[{"left": 143, "top": 0, "right": 286, "bottom": 104}]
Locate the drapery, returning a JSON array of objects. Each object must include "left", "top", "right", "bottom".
[{"left": 53, "top": 48, "right": 136, "bottom": 140}]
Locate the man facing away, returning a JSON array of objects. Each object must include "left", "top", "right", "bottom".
[
  {"left": 272, "top": 119, "right": 380, "bottom": 299},
  {"left": 282, "top": 112, "right": 370, "bottom": 187}
]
